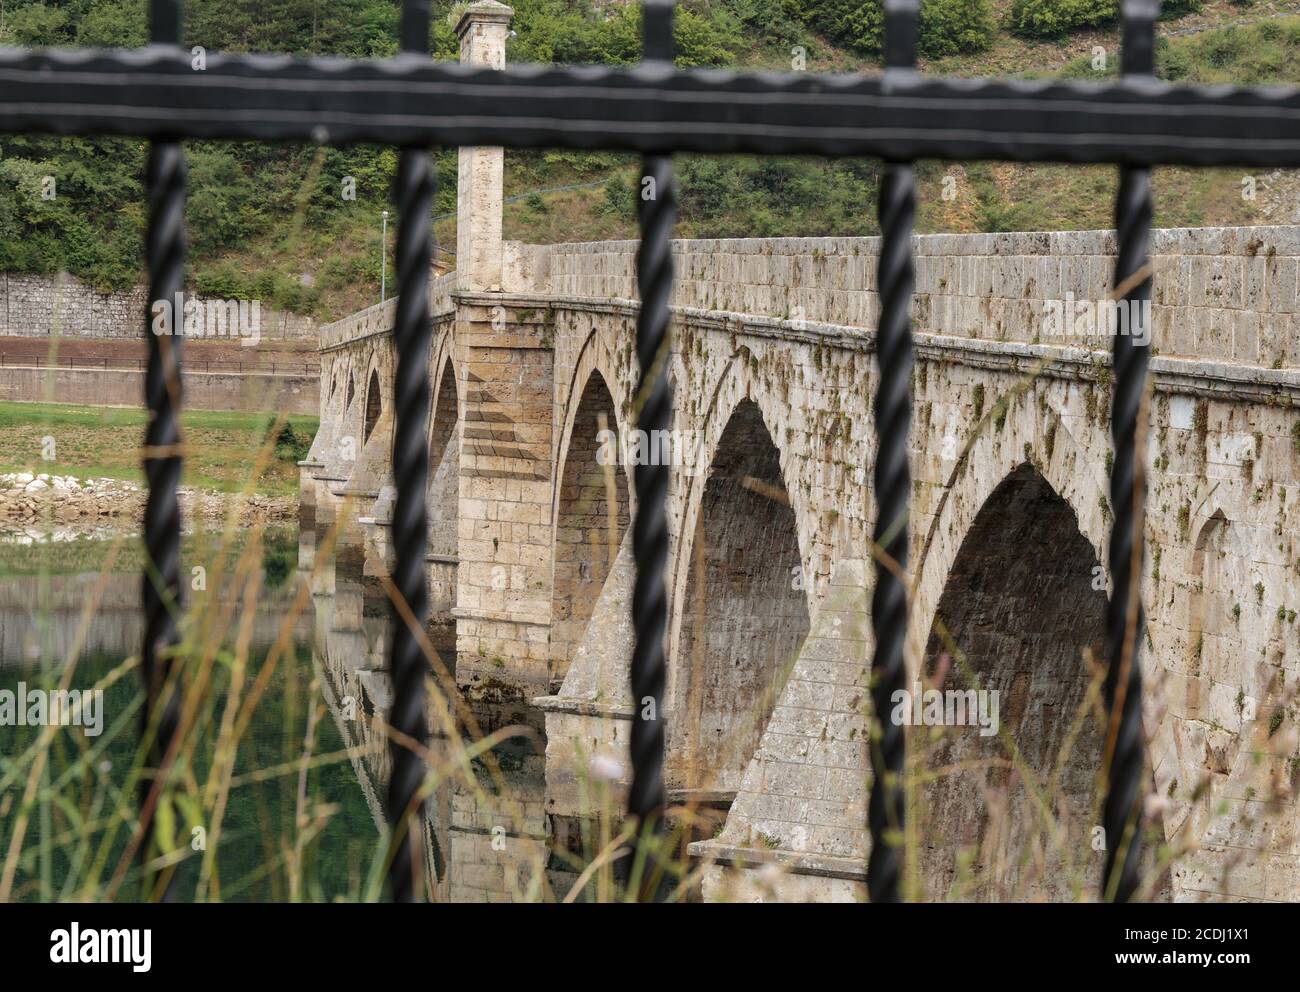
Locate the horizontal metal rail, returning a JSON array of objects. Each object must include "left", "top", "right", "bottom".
[{"left": 3, "top": 46, "right": 1300, "bottom": 165}]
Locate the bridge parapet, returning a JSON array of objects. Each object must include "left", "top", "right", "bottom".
[
  {"left": 544, "top": 226, "right": 1300, "bottom": 368},
  {"left": 319, "top": 270, "right": 457, "bottom": 351},
  {"left": 320, "top": 226, "right": 1300, "bottom": 370},
  {"left": 319, "top": 297, "right": 395, "bottom": 351}
]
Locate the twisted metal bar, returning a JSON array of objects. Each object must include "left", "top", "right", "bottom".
[
  {"left": 386, "top": 0, "right": 434, "bottom": 904},
  {"left": 628, "top": 1, "right": 675, "bottom": 881},
  {"left": 1102, "top": 0, "right": 1157, "bottom": 905},
  {"left": 139, "top": 0, "right": 185, "bottom": 903},
  {"left": 866, "top": 0, "right": 918, "bottom": 905}
]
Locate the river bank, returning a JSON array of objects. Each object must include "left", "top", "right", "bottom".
[{"left": 0, "top": 471, "right": 297, "bottom": 528}]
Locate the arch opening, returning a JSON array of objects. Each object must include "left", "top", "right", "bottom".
[
  {"left": 345, "top": 373, "right": 356, "bottom": 411},
  {"left": 549, "top": 371, "right": 629, "bottom": 685},
  {"left": 1187, "top": 510, "right": 1233, "bottom": 683},
  {"left": 671, "top": 398, "right": 809, "bottom": 795},
  {"left": 1184, "top": 509, "right": 1253, "bottom": 785},
  {"left": 426, "top": 360, "right": 461, "bottom": 637},
  {"left": 363, "top": 369, "right": 382, "bottom": 444},
  {"left": 917, "top": 462, "right": 1107, "bottom": 901}
]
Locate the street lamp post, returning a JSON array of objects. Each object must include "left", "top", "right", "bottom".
[{"left": 380, "top": 209, "right": 389, "bottom": 302}]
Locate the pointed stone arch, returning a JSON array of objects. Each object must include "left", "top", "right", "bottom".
[
  {"left": 425, "top": 355, "right": 462, "bottom": 629},
  {"left": 1164, "top": 505, "right": 1272, "bottom": 885},
  {"left": 549, "top": 368, "right": 631, "bottom": 685},
  {"left": 428, "top": 354, "right": 461, "bottom": 482},
  {"left": 667, "top": 347, "right": 820, "bottom": 659},
  {"left": 364, "top": 367, "right": 382, "bottom": 445},
  {"left": 909, "top": 385, "right": 1109, "bottom": 681},
  {"left": 917, "top": 460, "right": 1109, "bottom": 901},
  {"left": 667, "top": 396, "right": 811, "bottom": 796},
  {"left": 1187, "top": 509, "right": 1229, "bottom": 683}
]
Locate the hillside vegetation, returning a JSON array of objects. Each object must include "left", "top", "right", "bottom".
[{"left": 1, "top": 0, "right": 1298, "bottom": 320}]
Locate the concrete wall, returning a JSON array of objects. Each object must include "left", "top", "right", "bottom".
[
  {"left": 0, "top": 272, "right": 318, "bottom": 342},
  {"left": 0, "top": 363, "right": 318, "bottom": 413}
]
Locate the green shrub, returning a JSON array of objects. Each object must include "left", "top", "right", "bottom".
[
  {"left": 261, "top": 530, "right": 296, "bottom": 588},
  {"left": 1011, "top": 0, "right": 1198, "bottom": 37},
  {"left": 804, "top": 0, "right": 993, "bottom": 57},
  {"left": 601, "top": 175, "right": 636, "bottom": 221},
  {"left": 723, "top": 0, "right": 809, "bottom": 47},
  {"left": 193, "top": 264, "right": 256, "bottom": 301},
  {"left": 545, "top": 5, "right": 737, "bottom": 67},
  {"left": 676, "top": 155, "right": 878, "bottom": 238},
  {"left": 810, "top": 0, "right": 885, "bottom": 53},
  {"left": 1008, "top": 0, "right": 1118, "bottom": 38},
  {"left": 1201, "top": 28, "right": 1250, "bottom": 70},
  {"left": 4, "top": 3, "right": 71, "bottom": 47},
  {"left": 921, "top": 0, "right": 996, "bottom": 57},
  {"left": 1157, "top": 42, "right": 1193, "bottom": 81},
  {"left": 73, "top": 0, "right": 148, "bottom": 47},
  {"left": 264, "top": 419, "right": 312, "bottom": 464},
  {"left": 1159, "top": 0, "right": 1204, "bottom": 17}
]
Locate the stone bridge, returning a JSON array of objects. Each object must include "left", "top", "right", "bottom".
[{"left": 297, "top": 0, "right": 1300, "bottom": 906}]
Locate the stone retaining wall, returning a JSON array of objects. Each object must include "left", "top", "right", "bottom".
[{"left": 0, "top": 272, "right": 318, "bottom": 342}]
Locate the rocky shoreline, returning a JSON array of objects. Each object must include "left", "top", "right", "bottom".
[{"left": 0, "top": 472, "right": 296, "bottom": 527}]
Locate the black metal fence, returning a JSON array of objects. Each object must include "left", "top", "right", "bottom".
[{"left": 1, "top": 0, "right": 1290, "bottom": 902}]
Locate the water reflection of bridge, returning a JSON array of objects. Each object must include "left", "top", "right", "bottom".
[
  {"left": 0, "top": 559, "right": 552, "bottom": 902},
  {"left": 0, "top": 571, "right": 312, "bottom": 669},
  {"left": 310, "top": 570, "right": 551, "bottom": 903},
  {"left": 0, "top": 546, "right": 590, "bottom": 904}
]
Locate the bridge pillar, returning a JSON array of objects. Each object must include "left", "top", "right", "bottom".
[
  {"left": 453, "top": 296, "right": 555, "bottom": 700},
  {"left": 450, "top": 2, "right": 557, "bottom": 701}
]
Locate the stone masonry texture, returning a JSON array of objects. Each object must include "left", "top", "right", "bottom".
[
  {"left": 307, "top": 10, "right": 1300, "bottom": 902},
  {"left": 311, "top": 223, "right": 1300, "bottom": 902}
]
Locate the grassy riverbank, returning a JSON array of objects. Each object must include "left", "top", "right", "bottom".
[{"left": 0, "top": 402, "right": 318, "bottom": 497}]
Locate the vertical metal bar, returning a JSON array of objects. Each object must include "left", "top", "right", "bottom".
[
  {"left": 866, "top": 0, "right": 918, "bottom": 905},
  {"left": 386, "top": 0, "right": 436, "bottom": 903},
  {"left": 628, "top": 0, "right": 675, "bottom": 889},
  {"left": 140, "top": 0, "right": 186, "bottom": 901},
  {"left": 1102, "top": 0, "right": 1156, "bottom": 904}
]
